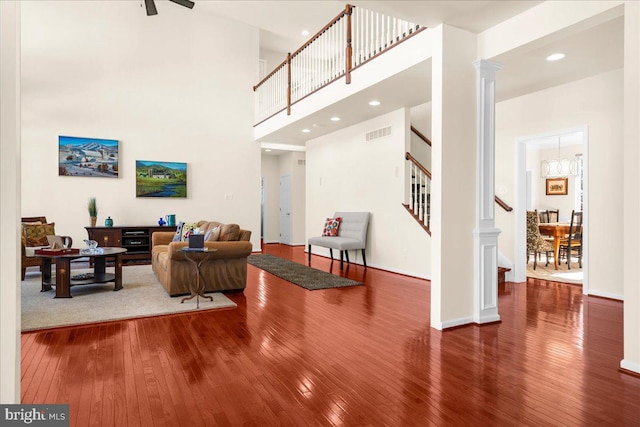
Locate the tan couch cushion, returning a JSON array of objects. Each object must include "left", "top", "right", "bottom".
[{"left": 219, "top": 224, "right": 240, "bottom": 241}]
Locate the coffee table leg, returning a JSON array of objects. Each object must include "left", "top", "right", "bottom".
[
  {"left": 55, "top": 258, "right": 72, "bottom": 298},
  {"left": 94, "top": 256, "right": 106, "bottom": 275},
  {"left": 114, "top": 253, "right": 123, "bottom": 291},
  {"left": 41, "top": 258, "right": 52, "bottom": 292}
]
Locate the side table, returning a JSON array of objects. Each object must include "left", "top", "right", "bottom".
[{"left": 180, "top": 247, "right": 218, "bottom": 308}]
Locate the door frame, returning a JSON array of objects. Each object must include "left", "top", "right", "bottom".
[{"left": 514, "top": 126, "right": 589, "bottom": 294}]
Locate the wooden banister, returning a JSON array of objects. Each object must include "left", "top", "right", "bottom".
[
  {"left": 291, "top": 9, "right": 348, "bottom": 58},
  {"left": 405, "top": 152, "right": 431, "bottom": 179},
  {"left": 406, "top": 151, "right": 512, "bottom": 213},
  {"left": 410, "top": 126, "right": 431, "bottom": 146},
  {"left": 253, "top": 4, "right": 424, "bottom": 123},
  {"left": 495, "top": 196, "right": 513, "bottom": 212},
  {"left": 253, "top": 58, "right": 287, "bottom": 92}
]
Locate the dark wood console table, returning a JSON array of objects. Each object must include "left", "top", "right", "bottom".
[{"left": 85, "top": 225, "right": 176, "bottom": 265}]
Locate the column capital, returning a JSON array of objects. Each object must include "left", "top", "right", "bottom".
[{"left": 473, "top": 59, "right": 503, "bottom": 72}]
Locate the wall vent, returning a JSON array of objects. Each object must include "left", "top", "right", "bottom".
[
  {"left": 366, "top": 126, "right": 392, "bottom": 142},
  {"left": 297, "top": 159, "right": 306, "bottom": 166}
]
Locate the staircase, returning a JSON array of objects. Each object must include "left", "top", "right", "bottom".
[{"left": 403, "top": 126, "right": 513, "bottom": 281}]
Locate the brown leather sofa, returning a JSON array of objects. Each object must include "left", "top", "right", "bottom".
[{"left": 151, "top": 221, "right": 252, "bottom": 296}]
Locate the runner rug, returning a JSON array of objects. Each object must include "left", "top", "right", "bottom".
[
  {"left": 21, "top": 264, "right": 236, "bottom": 332},
  {"left": 247, "top": 253, "right": 363, "bottom": 290}
]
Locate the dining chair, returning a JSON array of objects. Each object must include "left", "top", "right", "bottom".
[
  {"left": 527, "top": 210, "right": 554, "bottom": 270},
  {"left": 559, "top": 210, "right": 583, "bottom": 269},
  {"left": 538, "top": 211, "right": 550, "bottom": 223},
  {"left": 547, "top": 209, "right": 559, "bottom": 223}
]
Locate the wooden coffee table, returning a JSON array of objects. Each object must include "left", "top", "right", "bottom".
[{"left": 35, "top": 247, "right": 127, "bottom": 298}]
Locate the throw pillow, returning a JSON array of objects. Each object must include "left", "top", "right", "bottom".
[
  {"left": 205, "top": 226, "right": 221, "bottom": 242},
  {"left": 180, "top": 222, "right": 198, "bottom": 241},
  {"left": 172, "top": 222, "right": 185, "bottom": 242},
  {"left": 322, "top": 217, "right": 341, "bottom": 236},
  {"left": 23, "top": 222, "right": 56, "bottom": 246},
  {"left": 219, "top": 224, "right": 240, "bottom": 241}
]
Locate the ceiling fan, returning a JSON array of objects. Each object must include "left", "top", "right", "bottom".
[{"left": 144, "top": 0, "right": 195, "bottom": 16}]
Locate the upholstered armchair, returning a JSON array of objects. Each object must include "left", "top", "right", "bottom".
[{"left": 21, "top": 216, "right": 72, "bottom": 280}]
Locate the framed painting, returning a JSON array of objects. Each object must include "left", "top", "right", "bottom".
[
  {"left": 58, "top": 136, "right": 119, "bottom": 177},
  {"left": 135, "top": 160, "right": 187, "bottom": 198},
  {"left": 546, "top": 177, "right": 568, "bottom": 195}
]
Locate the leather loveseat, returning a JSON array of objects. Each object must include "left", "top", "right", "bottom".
[{"left": 151, "top": 221, "right": 252, "bottom": 296}]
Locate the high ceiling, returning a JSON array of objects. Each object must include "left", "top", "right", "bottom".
[
  {"left": 196, "top": 1, "right": 624, "bottom": 151},
  {"left": 202, "top": 1, "right": 543, "bottom": 53}
]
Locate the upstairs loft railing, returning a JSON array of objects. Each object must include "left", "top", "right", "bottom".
[{"left": 253, "top": 4, "right": 425, "bottom": 125}]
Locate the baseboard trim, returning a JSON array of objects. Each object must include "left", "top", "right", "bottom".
[
  {"left": 439, "top": 316, "right": 474, "bottom": 330},
  {"left": 620, "top": 359, "right": 640, "bottom": 376},
  {"left": 587, "top": 290, "right": 623, "bottom": 301}
]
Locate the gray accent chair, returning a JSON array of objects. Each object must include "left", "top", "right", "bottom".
[{"left": 308, "top": 212, "right": 370, "bottom": 269}]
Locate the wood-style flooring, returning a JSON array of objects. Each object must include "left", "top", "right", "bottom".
[{"left": 21, "top": 244, "right": 640, "bottom": 426}]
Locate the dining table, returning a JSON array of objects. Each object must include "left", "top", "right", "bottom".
[{"left": 538, "top": 222, "right": 572, "bottom": 270}]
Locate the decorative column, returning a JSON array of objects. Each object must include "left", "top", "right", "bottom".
[{"left": 473, "top": 59, "right": 502, "bottom": 325}]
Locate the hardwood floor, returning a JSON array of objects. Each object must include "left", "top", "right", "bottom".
[{"left": 21, "top": 244, "right": 640, "bottom": 426}]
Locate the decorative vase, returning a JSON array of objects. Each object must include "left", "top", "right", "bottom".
[
  {"left": 105, "top": 216, "right": 113, "bottom": 227},
  {"left": 158, "top": 217, "right": 166, "bottom": 226},
  {"left": 90, "top": 216, "right": 97, "bottom": 227}
]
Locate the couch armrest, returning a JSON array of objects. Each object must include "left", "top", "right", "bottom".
[
  {"left": 166, "top": 241, "right": 252, "bottom": 260},
  {"left": 152, "top": 231, "right": 175, "bottom": 247}
]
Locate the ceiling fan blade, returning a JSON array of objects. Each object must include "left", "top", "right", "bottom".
[
  {"left": 169, "top": 0, "right": 195, "bottom": 9},
  {"left": 144, "top": 0, "right": 158, "bottom": 16}
]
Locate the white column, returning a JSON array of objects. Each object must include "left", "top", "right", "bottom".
[
  {"left": 473, "top": 60, "right": 502, "bottom": 324},
  {"left": 430, "top": 24, "right": 477, "bottom": 330},
  {"left": 622, "top": 0, "right": 640, "bottom": 375},
  {"left": 0, "top": 0, "right": 22, "bottom": 403}
]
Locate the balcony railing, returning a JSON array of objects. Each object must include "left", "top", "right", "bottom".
[{"left": 253, "top": 4, "right": 424, "bottom": 125}]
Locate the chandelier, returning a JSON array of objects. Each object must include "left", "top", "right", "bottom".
[{"left": 540, "top": 137, "right": 579, "bottom": 178}]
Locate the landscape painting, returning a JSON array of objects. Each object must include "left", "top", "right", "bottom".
[
  {"left": 58, "top": 136, "right": 119, "bottom": 177},
  {"left": 135, "top": 160, "right": 187, "bottom": 198}
]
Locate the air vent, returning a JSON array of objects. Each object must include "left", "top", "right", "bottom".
[
  {"left": 297, "top": 159, "right": 306, "bottom": 166},
  {"left": 366, "top": 126, "right": 392, "bottom": 142}
]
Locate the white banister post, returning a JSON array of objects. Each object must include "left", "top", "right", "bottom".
[{"left": 473, "top": 59, "right": 502, "bottom": 324}]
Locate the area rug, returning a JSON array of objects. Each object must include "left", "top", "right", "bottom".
[
  {"left": 21, "top": 265, "right": 236, "bottom": 332},
  {"left": 526, "top": 254, "right": 583, "bottom": 285},
  {"left": 247, "top": 254, "right": 362, "bottom": 290}
]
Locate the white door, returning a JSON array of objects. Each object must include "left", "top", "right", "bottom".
[{"left": 279, "top": 175, "right": 291, "bottom": 244}]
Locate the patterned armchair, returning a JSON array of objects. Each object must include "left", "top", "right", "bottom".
[{"left": 526, "top": 210, "right": 554, "bottom": 270}]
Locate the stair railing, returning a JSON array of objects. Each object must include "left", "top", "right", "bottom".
[
  {"left": 253, "top": 4, "right": 424, "bottom": 125},
  {"left": 404, "top": 152, "right": 431, "bottom": 233}
]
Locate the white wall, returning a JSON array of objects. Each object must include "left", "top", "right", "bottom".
[
  {"left": 306, "top": 108, "right": 431, "bottom": 277},
  {"left": 261, "top": 155, "right": 280, "bottom": 243},
  {"left": 526, "top": 145, "right": 583, "bottom": 221},
  {"left": 496, "top": 68, "right": 623, "bottom": 297},
  {"left": 21, "top": 1, "right": 261, "bottom": 250}
]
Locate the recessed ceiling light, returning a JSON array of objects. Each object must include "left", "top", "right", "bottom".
[
  {"left": 368, "top": 100, "right": 381, "bottom": 106},
  {"left": 546, "top": 53, "right": 565, "bottom": 61},
  {"left": 330, "top": 116, "right": 340, "bottom": 122},
  {"left": 302, "top": 129, "right": 311, "bottom": 133},
  {"left": 265, "top": 149, "right": 272, "bottom": 152},
  {"left": 301, "top": 30, "right": 310, "bottom": 36}
]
